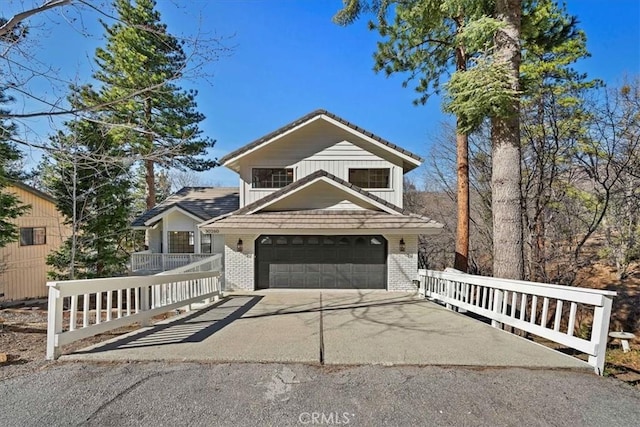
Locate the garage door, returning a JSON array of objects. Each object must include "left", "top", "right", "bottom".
[{"left": 255, "top": 235, "right": 387, "bottom": 289}]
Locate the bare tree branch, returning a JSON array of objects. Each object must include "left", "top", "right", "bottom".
[{"left": 0, "top": 0, "right": 72, "bottom": 38}]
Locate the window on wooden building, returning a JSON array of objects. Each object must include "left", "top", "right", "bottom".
[{"left": 20, "top": 227, "right": 46, "bottom": 246}]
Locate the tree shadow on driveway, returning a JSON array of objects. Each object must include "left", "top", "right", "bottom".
[{"left": 72, "top": 296, "right": 264, "bottom": 354}]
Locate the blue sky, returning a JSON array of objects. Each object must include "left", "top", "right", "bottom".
[{"left": 8, "top": 0, "right": 640, "bottom": 186}]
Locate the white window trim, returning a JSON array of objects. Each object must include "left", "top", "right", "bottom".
[
  {"left": 346, "top": 166, "right": 393, "bottom": 191},
  {"left": 248, "top": 166, "right": 295, "bottom": 191}
]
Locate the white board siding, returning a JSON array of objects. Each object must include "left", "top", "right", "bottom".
[
  {"left": 241, "top": 160, "right": 404, "bottom": 208},
  {"left": 165, "top": 210, "right": 198, "bottom": 231},
  {"left": 148, "top": 228, "right": 161, "bottom": 253},
  {"left": 262, "top": 181, "right": 379, "bottom": 212}
]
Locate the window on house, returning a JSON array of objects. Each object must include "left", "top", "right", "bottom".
[
  {"left": 20, "top": 227, "right": 46, "bottom": 246},
  {"left": 252, "top": 168, "right": 293, "bottom": 188},
  {"left": 169, "top": 231, "right": 194, "bottom": 253},
  {"left": 348, "top": 168, "right": 390, "bottom": 189},
  {"left": 201, "top": 233, "right": 213, "bottom": 254}
]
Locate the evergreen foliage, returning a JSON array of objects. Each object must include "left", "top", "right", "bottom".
[
  {"left": 0, "top": 89, "right": 28, "bottom": 248},
  {"left": 45, "top": 120, "right": 132, "bottom": 280},
  {"left": 78, "top": 0, "right": 215, "bottom": 209}
]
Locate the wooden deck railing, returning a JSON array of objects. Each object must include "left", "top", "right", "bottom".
[
  {"left": 418, "top": 269, "right": 616, "bottom": 375},
  {"left": 46, "top": 270, "right": 221, "bottom": 360},
  {"left": 131, "top": 252, "right": 214, "bottom": 272},
  {"left": 157, "top": 254, "right": 223, "bottom": 275}
]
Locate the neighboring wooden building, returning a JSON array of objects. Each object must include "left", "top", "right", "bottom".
[{"left": 0, "top": 182, "right": 70, "bottom": 301}]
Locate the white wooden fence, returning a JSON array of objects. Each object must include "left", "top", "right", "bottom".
[
  {"left": 157, "top": 254, "right": 223, "bottom": 275},
  {"left": 130, "top": 252, "right": 213, "bottom": 272},
  {"left": 418, "top": 269, "right": 616, "bottom": 375},
  {"left": 46, "top": 271, "right": 221, "bottom": 360}
]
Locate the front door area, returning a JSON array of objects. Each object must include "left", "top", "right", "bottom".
[{"left": 255, "top": 235, "right": 387, "bottom": 289}]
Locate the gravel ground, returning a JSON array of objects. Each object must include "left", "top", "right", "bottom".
[{"left": 0, "top": 306, "right": 174, "bottom": 381}]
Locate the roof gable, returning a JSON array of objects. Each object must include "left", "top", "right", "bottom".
[{"left": 219, "top": 110, "right": 422, "bottom": 172}]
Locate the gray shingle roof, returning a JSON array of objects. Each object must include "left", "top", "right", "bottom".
[
  {"left": 131, "top": 187, "right": 239, "bottom": 227},
  {"left": 219, "top": 109, "right": 423, "bottom": 166}
]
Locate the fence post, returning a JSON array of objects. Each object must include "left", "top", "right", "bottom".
[
  {"left": 491, "top": 289, "right": 504, "bottom": 329},
  {"left": 589, "top": 296, "right": 613, "bottom": 375},
  {"left": 46, "top": 284, "right": 64, "bottom": 360},
  {"left": 139, "top": 285, "right": 152, "bottom": 327}
]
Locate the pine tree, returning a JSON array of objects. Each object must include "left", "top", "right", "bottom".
[
  {"left": 336, "top": 0, "right": 501, "bottom": 272},
  {"left": 80, "top": 0, "right": 215, "bottom": 210},
  {"left": 336, "top": 0, "right": 584, "bottom": 279},
  {"left": 519, "top": 1, "right": 596, "bottom": 281},
  {"left": 45, "top": 120, "right": 132, "bottom": 280},
  {"left": 0, "top": 90, "right": 28, "bottom": 248}
]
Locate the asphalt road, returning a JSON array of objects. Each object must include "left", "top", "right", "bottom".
[{"left": 1, "top": 362, "right": 638, "bottom": 426}]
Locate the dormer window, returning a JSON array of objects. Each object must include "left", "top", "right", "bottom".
[
  {"left": 252, "top": 168, "right": 294, "bottom": 188},
  {"left": 348, "top": 168, "right": 390, "bottom": 189}
]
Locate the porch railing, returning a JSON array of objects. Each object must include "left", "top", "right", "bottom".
[
  {"left": 418, "top": 269, "right": 616, "bottom": 375},
  {"left": 131, "top": 252, "right": 214, "bottom": 272},
  {"left": 46, "top": 270, "right": 221, "bottom": 360},
  {"left": 157, "top": 254, "right": 223, "bottom": 275}
]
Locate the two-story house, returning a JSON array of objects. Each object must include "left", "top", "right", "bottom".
[
  {"left": 132, "top": 110, "right": 443, "bottom": 289},
  {"left": 201, "top": 110, "right": 443, "bottom": 291}
]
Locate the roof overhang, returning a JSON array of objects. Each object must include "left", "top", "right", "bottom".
[{"left": 200, "top": 210, "right": 444, "bottom": 235}]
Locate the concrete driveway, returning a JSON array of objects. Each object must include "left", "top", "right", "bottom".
[{"left": 62, "top": 291, "right": 591, "bottom": 370}]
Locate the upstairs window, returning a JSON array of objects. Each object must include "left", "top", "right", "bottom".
[
  {"left": 348, "top": 168, "right": 390, "bottom": 189},
  {"left": 20, "top": 227, "right": 46, "bottom": 246},
  {"left": 252, "top": 168, "right": 293, "bottom": 188}
]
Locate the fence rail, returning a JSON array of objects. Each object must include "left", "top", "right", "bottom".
[
  {"left": 418, "top": 269, "right": 616, "bottom": 375},
  {"left": 46, "top": 270, "right": 221, "bottom": 360},
  {"left": 130, "top": 252, "right": 214, "bottom": 272},
  {"left": 157, "top": 254, "right": 223, "bottom": 275}
]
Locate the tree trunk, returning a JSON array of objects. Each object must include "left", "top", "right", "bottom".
[
  {"left": 453, "top": 41, "right": 469, "bottom": 273},
  {"left": 145, "top": 159, "right": 156, "bottom": 210},
  {"left": 492, "top": 0, "right": 524, "bottom": 280},
  {"left": 454, "top": 129, "right": 469, "bottom": 272},
  {"left": 144, "top": 98, "right": 156, "bottom": 210}
]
